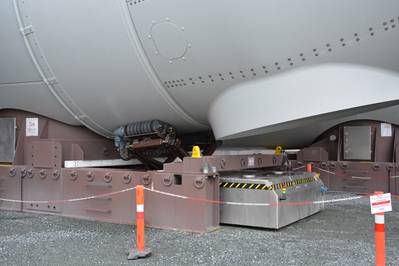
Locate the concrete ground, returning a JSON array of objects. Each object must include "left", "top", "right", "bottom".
[{"left": 1, "top": 192, "right": 398, "bottom": 266}]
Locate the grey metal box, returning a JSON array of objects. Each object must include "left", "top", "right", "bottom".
[
  {"left": 0, "top": 118, "right": 16, "bottom": 162},
  {"left": 220, "top": 171, "right": 324, "bottom": 229},
  {"left": 343, "top": 126, "right": 372, "bottom": 160}
]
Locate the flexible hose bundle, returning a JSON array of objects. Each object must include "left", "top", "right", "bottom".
[{"left": 124, "top": 120, "right": 168, "bottom": 136}]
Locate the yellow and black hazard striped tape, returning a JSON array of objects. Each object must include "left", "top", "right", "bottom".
[{"left": 219, "top": 176, "right": 316, "bottom": 191}]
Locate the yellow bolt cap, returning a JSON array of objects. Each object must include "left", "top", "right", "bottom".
[
  {"left": 192, "top": 146, "right": 201, "bottom": 158},
  {"left": 275, "top": 146, "right": 283, "bottom": 155}
]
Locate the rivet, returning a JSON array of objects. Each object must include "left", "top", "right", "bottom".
[
  {"left": 163, "top": 175, "right": 172, "bottom": 187},
  {"left": 169, "top": 60, "right": 173, "bottom": 64},
  {"left": 182, "top": 57, "right": 186, "bottom": 60},
  {"left": 142, "top": 174, "right": 152, "bottom": 185},
  {"left": 87, "top": 171, "right": 94, "bottom": 182},
  {"left": 9, "top": 168, "right": 16, "bottom": 177},
  {"left": 70, "top": 171, "right": 78, "bottom": 181},
  {"left": 194, "top": 177, "right": 205, "bottom": 189},
  {"left": 104, "top": 173, "right": 112, "bottom": 183},
  {"left": 52, "top": 170, "right": 60, "bottom": 180},
  {"left": 166, "top": 17, "right": 170, "bottom": 21},
  {"left": 155, "top": 50, "right": 159, "bottom": 55},
  {"left": 122, "top": 174, "right": 132, "bottom": 184},
  {"left": 220, "top": 159, "right": 226, "bottom": 169},
  {"left": 187, "top": 43, "right": 192, "bottom": 48},
  {"left": 39, "top": 169, "right": 47, "bottom": 179},
  {"left": 148, "top": 35, "right": 152, "bottom": 39},
  {"left": 21, "top": 168, "right": 27, "bottom": 178},
  {"left": 27, "top": 169, "right": 34, "bottom": 178},
  {"left": 181, "top": 27, "right": 185, "bottom": 31}
]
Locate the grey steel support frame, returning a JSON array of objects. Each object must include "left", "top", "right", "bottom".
[
  {"left": 0, "top": 166, "right": 21, "bottom": 212},
  {"left": 295, "top": 120, "right": 399, "bottom": 195},
  {"left": 0, "top": 109, "right": 286, "bottom": 232},
  {"left": 0, "top": 153, "right": 282, "bottom": 232},
  {"left": 293, "top": 160, "right": 397, "bottom": 195}
]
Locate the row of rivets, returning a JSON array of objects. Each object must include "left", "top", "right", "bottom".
[
  {"left": 162, "top": 175, "right": 206, "bottom": 189},
  {"left": 8, "top": 168, "right": 59, "bottom": 180},
  {"left": 69, "top": 171, "right": 133, "bottom": 184}
]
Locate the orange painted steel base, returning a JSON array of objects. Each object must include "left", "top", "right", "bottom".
[
  {"left": 128, "top": 185, "right": 151, "bottom": 260},
  {"left": 374, "top": 191, "right": 385, "bottom": 266}
]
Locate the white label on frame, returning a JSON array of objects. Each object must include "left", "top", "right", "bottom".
[
  {"left": 380, "top": 123, "right": 392, "bottom": 137},
  {"left": 26, "top": 118, "right": 39, "bottom": 137}
]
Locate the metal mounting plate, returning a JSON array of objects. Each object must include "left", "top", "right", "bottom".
[
  {"left": 0, "top": 118, "right": 16, "bottom": 163},
  {"left": 343, "top": 126, "right": 372, "bottom": 160}
]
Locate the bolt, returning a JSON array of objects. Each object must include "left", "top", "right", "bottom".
[
  {"left": 40, "top": 169, "right": 47, "bottom": 179},
  {"left": 9, "top": 168, "right": 16, "bottom": 177},
  {"left": 21, "top": 168, "right": 27, "bottom": 178},
  {"left": 52, "top": 170, "right": 60, "bottom": 180},
  {"left": 27, "top": 169, "right": 34, "bottom": 178},
  {"left": 86, "top": 171, "right": 94, "bottom": 182},
  {"left": 104, "top": 173, "right": 112, "bottom": 183},
  {"left": 70, "top": 171, "right": 78, "bottom": 181},
  {"left": 122, "top": 175, "right": 131, "bottom": 184}
]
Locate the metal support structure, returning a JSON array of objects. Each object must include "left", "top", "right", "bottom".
[
  {"left": 1, "top": 153, "right": 283, "bottom": 232},
  {"left": 294, "top": 120, "right": 399, "bottom": 195},
  {"left": 0, "top": 109, "right": 286, "bottom": 232},
  {"left": 0, "top": 109, "right": 331, "bottom": 232}
]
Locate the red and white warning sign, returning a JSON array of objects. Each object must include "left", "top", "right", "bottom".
[{"left": 370, "top": 193, "right": 392, "bottom": 214}]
